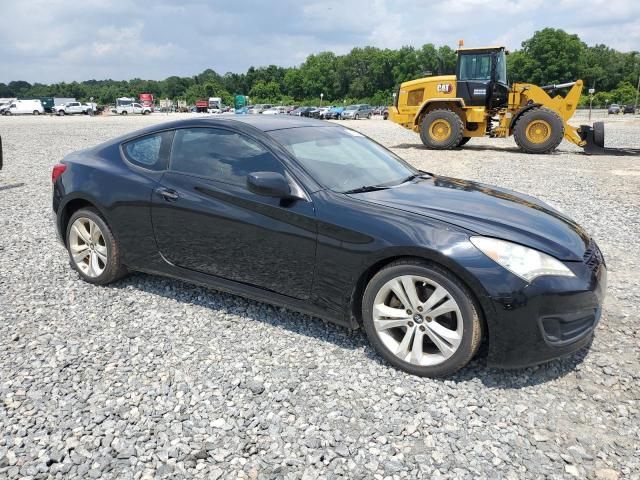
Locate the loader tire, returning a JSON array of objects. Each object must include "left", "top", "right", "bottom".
[
  {"left": 513, "top": 107, "right": 564, "bottom": 154},
  {"left": 593, "top": 121, "right": 605, "bottom": 147},
  {"left": 458, "top": 137, "right": 471, "bottom": 147},
  {"left": 420, "top": 109, "right": 464, "bottom": 150}
]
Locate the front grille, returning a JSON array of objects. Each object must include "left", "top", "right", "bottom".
[{"left": 583, "top": 239, "right": 605, "bottom": 271}]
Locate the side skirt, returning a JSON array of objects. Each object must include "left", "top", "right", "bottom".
[{"left": 134, "top": 263, "right": 357, "bottom": 330}]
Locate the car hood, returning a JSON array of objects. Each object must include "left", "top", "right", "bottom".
[{"left": 354, "top": 175, "right": 590, "bottom": 261}]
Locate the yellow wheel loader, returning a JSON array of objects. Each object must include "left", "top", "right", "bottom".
[{"left": 388, "top": 45, "right": 605, "bottom": 154}]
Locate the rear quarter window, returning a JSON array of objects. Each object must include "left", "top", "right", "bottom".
[{"left": 122, "top": 131, "right": 173, "bottom": 171}]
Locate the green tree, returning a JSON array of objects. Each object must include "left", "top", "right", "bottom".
[
  {"left": 249, "top": 80, "right": 281, "bottom": 102},
  {"left": 508, "top": 28, "right": 586, "bottom": 85}
]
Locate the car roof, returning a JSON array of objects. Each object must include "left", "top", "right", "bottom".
[
  {"left": 111, "top": 115, "right": 335, "bottom": 143},
  {"left": 222, "top": 115, "right": 331, "bottom": 131}
]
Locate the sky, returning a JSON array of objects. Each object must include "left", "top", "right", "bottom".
[{"left": 1, "top": 0, "right": 639, "bottom": 84}]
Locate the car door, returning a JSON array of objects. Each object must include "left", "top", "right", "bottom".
[{"left": 151, "top": 126, "right": 317, "bottom": 300}]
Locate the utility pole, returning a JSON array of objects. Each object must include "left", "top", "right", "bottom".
[{"left": 635, "top": 75, "right": 639, "bottom": 112}]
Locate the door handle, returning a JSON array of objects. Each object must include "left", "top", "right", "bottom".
[{"left": 156, "top": 188, "right": 179, "bottom": 201}]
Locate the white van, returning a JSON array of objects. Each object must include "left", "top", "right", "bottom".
[{"left": 4, "top": 100, "right": 45, "bottom": 115}]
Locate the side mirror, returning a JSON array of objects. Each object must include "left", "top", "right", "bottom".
[{"left": 247, "top": 171, "right": 291, "bottom": 198}]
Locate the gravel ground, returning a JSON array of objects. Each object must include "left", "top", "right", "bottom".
[{"left": 0, "top": 113, "right": 638, "bottom": 479}]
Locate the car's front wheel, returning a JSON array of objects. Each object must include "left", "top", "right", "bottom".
[
  {"left": 362, "top": 260, "right": 482, "bottom": 377},
  {"left": 66, "top": 208, "right": 126, "bottom": 285}
]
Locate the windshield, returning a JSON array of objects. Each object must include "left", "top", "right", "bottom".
[
  {"left": 345, "top": 105, "right": 358, "bottom": 110},
  {"left": 269, "top": 127, "right": 417, "bottom": 193}
]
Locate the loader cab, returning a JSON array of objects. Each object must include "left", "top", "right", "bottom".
[{"left": 455, "top": 47, "right": 509, "bottom": 110}]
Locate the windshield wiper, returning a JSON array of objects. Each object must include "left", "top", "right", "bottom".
[
  {"left": 397, "top": 171, "right": 430, "bottom": 185},
  {"left": 342, "top": 185, "right": 390, "bottom": 194}
]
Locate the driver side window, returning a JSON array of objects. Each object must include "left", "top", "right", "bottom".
[{"left": 169, "top": 128, "right": 285, "bottom": 187}]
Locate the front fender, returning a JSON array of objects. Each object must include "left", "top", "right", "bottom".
[{"left": 413, "top": 98, "right": 466, "bottom": 126}]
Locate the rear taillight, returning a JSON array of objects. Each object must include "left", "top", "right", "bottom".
[{"left": 52, "top": 164, "right": 66, "bottom": 183}]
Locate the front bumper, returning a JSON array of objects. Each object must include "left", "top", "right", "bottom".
[{"left": 457, "top": 240, "right": 607, "bottom": 368}]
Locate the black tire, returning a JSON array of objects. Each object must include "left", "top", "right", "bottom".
[
  {"left": 383, "top": 112, "right": 388, "bottom": 120},
  {"left": 513, "top": 107, "right": 564, "bottom": 154},
  {"left": 58, "top": 110, "right": 65, "bottom": 116},
  {"left": 33, "top": 110, "right": 40, "bottom": 115},
  {"left": 355, "top": 114, "right": 360, "bottom": 120},
  {"left": 593, "top": 121, "right": 605, "bottom": 147},
  {"left": 121, "top": 111, "right": 127, "bottom": 115},
  {"left": 419, "top": 109, "right": 464, "bottom": 149},
  {"left": 66, "top": 208, "right": 127, "bottom": 285},
  {"left": 458, "top": 137, "right": 471, "bottom": 147},
  {"left": 362, "top": 259, "right": 483, "bottom": 377},
  {"left": 367, "top": 113, "right": 372, "bottom": 119}
]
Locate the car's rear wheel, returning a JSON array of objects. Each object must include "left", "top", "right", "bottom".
[
  {"left": 355, "top": 114, "right": 360, "bottom": 120},
  {"left": 362, "top": 260, "right": 482, "bottom": 377},
  {"left": 66, "top": 208, "right": 126, "bottom": 285},
  {"left": 33, "top": 110, "right": 40, "bottom": 115}
]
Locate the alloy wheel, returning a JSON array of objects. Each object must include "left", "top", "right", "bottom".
[
  {"left": 372, "top": 275, "right": 463, "bottom": 366},
  {"left": 68, "top": 217, "right": 108, "bottom": 277}
]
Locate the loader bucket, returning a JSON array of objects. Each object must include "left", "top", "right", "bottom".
[{"left": 579, "top": 122, "right": 606, "bottom": 155}]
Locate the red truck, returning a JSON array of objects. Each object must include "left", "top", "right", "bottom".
[
  {"left": 139, "top": 93, "right": 154, "bottom": 112},
  {"left": 195, "top": 100, "right": 209, "bottom": 113}
]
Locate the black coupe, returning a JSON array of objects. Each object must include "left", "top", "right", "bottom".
[{"left": 52, "top": 116, "right": 606, "bottom": 377}]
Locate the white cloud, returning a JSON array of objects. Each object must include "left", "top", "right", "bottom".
[{"left": 0, "top": 0, "right": 638, "bottom": 83}]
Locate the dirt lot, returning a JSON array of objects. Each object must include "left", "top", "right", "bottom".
[{"left": 0, "top": 113, "right": 638, "bottom": 479}]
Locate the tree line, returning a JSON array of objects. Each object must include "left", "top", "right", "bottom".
[{"left": 1, "top": 28, "right": 638, "bottom": 107}]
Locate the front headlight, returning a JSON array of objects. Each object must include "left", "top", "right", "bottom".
[{"left": 470, "top": 236, "right": 575, "bottom": 282}]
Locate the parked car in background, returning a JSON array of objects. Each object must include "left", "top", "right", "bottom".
[
  {"left": 373, "top": 106, "right": 385, "bottom": 115},
  {"left": 307, "top": 107, "right": 324, "bottom": 118},
  {"left": 234, "top": 107, "right": 250, "bottom": 115},
  {"left": 116, "top": 103, "right": 151, "bottom": 115},
  {"left": 3, "top": 99, "right": 44, "bottom": 115},
  {"left": 51, "top": 116, "right": 606, "bottom": 377},
  {"left": 54, "top": 101, "right": 94, "bottom": 116},
  {"left": 263, "top": 106, "right": 287, "bottom": 115},
  {"left": 300, "top": 107, "right": 318, "bottom": 118},
  {"left": 623, "top": 105, "right": 636, "bottom": 114},
  {"left": 325, "top": 106, "right": 345, "bottom": 119},
  {"left": 289, "top": 107, "right": 308, "bottom": 116},
  {"left": 607, "top": 104, "right": 621, "bottom": 114},
  {"left": 341, "top": 104, "right": 373, "bottom": 120},
  {"left": 248, "top": 104, "right": 273, "bottom": 114},
  {"left": 317, "top": 106, "right": 336, "bottom": 119}
]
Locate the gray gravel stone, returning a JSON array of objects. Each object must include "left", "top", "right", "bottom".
[{"left": 0, "top": 113, "right": 637, "bottom": 478}]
